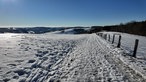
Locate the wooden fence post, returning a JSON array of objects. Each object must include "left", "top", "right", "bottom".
[
  {"left": 112, "top": 34, "right": 115, "bottom": 44},
  {"left": 103, "top": 34, "right": 105, "bottom": 39},
  {"left": 117, "top": 35, "right": 121, "bottom": 48},
  {"left": 133, "top": 39, "right": 139, "bottom": 58},
  {"left": 101, "top": 33, "right": 102, "bottom": 37},
  {"left": 108, "top": 34, "right": 110, "bottom": 42},
  {"left": 102, "top": 33, "right": 104, "bottom": 38},
  {"left": 105, "top": 34, "right": 107, "bottom": 40}
]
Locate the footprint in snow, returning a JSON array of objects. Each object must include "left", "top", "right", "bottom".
[{"left": 28, "top": 59, "right": 36, "bottom": 63}]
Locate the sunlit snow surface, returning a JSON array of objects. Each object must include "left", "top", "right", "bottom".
[
  {"left": 0, "top": 33, "right": 85, "bottom": 82},
  {"left": 0, "top": 32, "right": 146, "bottom": 82}
]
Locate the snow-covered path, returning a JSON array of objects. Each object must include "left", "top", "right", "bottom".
[
  {"left": 52, "top": 34, "right": 145, "bottom": 82},
  {"left": 0, "top": 33, "right": 146, "bottom": 82}
]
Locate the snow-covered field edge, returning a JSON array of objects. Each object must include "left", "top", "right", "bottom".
[{"left": 98, "top": 32, "right": 146, "bottom": 80}]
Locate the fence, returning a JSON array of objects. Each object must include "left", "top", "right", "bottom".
[{"left": 96, "top": 32, "right": 139, "bottom": 58}]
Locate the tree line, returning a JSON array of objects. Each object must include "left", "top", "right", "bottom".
[{"left": 90, "top": 20, "right": 146, "bottom": 36}]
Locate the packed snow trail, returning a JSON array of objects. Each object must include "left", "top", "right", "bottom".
[{"left": 47, "top": 34, "right": 146, "bottom": 82}]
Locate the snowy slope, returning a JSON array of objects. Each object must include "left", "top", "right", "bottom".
[
  {"left": 50, "top": 29, "right": 76, "bottom": 34},
  {"left": 0, "top": 33, "right": 86, "bottom": 82},
  {"left": 52, "top": 28, "right": 89, "bottom": 34},
  {"left": 0, "top": 33, "right": 146, "bottom": 82}
]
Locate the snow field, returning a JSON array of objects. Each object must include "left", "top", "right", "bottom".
[
  {"left": 0, "top": 33, "right": 86, "bottom": 82},
  {"left": 0, "top": 33, "right": 146, "bottom": 82}
]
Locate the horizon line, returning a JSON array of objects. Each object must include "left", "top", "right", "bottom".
[{"left": 0, "top": 19, "right": 145, "bottom": 28}]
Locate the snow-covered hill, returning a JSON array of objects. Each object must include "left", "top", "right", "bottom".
[
  {"left": 0, "top": 33, "right": 146, "bottom": 82},
  {"left": 0, "top": 27, "right": 89, "bottom": 34}
]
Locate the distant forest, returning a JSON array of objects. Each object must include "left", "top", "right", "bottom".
[{"left": 90, "top": 20, "right": 146, "bottom": 36}]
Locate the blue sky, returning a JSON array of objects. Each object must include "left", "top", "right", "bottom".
[{"left": 0, "top": 0, "right": 146, "bottom": 27}]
